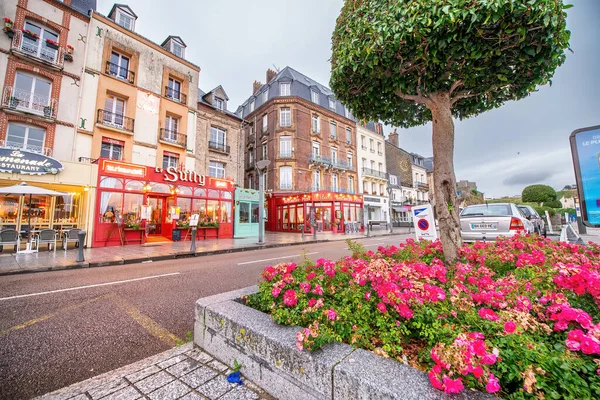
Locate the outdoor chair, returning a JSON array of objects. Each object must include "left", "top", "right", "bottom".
[
  {"left": 0, "top": 229, "right": 20, "bottom": 252},
  {"left": 36, "top": 229, "right": 57, "bottom": 252},
  {"left": 62, "top": 228, "right": 81, "bottom": 250}
]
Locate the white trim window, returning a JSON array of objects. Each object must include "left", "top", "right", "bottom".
[
  {"left": 164, "top": 116, "right": 179, "bottom": 141},
  {"left": 100, "top": 138, "right": 123, "bottom": 160},
  {"left": 312, "top": 141, "right": 320, "bottom": 158},
  {"left": 346, "top": 128, "right": 352, "bottom": 144},
  {"left": 167, "top": 77, "right": 182, "bottom": 102},
  {"left": 116, "top": 8, "right": 135, "bottom": 30},
  {"left": 280, "top": 166, "right": 292, "bottom": 190},
  {"left": 209, "top": 126, "right": 227, "bottom": 151},
  {"left": 21, "top": 21, "right": 59, "bottom": 64},
  {"left": 347, "top": 152, "right": 353, "bottom": 169},
  {"left": 280, "top": 82, "right": 291, "bottom": 96},
  {"left": 209, "top": 161, "right": 226, "bottom": 178},
  {"left": 250, "top": 100, "right": 255, "bottom": 113},
  {"left": 13, "top": 71, "right": 52, "bottom": 115},
  {"left": 214, "top": 97, "right": 224, "bottom": 111},
  {"left": 162, "top": 153, "right": 179, "bottom": 169},
  {"left": 262, "top": 89, "right": 268, "bottom": 103},
  {"left": 109, "top": 51, "right": 130, "bottom": 81},
  {"left": 280, "top": 107, "right": 291, "bottom": 127},
  {"left": 331, "top": 147, "right": 338, "bottom": 164},
  {"left": 389, "top": 175, "right": 398, "bottom": 185},
  {"left": 311, "top": 90, "right": 319, "bottom": 104},
  {"left": 329, "top": 98, "right": 336, "bottom": 111},
  {"left": 311, "top": 114, "right": 320, "bottom": 133},
  {"left": 6, "top": 123, "right": 46, "bottom": 154},
  {"left": 103, "top": 95, "right": 126, "bottom": 128},
  {"left": 332, "top": 173, "right": 339, "bottom": 192},
  {"left": 330, "top": 121, "right": 337, "bottom": 139},
  {"left": 379, "top": 162, "right": 383, "bottom": 172},
  {"left": 313, "top": 170, "right": 321, "bottom": 191},
  {"left": 362, "top": 158, "right": 367, "bottom": 169},
  {"left": 348, "top": 176, "right": 355, "bottom": 193},
  {"left": 262, "top": 114, "right": 268, "bottom": 134},
  {"left": 377, "top": 141, "right": 382, "bottom": 154},
  {"left": 280, "top": 136, "right": 292, "bottom": 158},
  {"left": 170, "top": 41, "right": 184, "bottom": 58}
]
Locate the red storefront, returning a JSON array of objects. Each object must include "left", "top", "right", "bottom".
[
  {"left": 93, "top": 159, "right": 234, "bottom": 247},
  {"left": 267, "top": 191, "right": 364, "bottom": 233}
]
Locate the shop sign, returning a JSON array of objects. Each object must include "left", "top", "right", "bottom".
[
  {"left": 364, "top": 197, "right": 381, "bottom": 203},
  {"left": 103, "top": 160, "right": 147, "bottom": 178},
  {"left": 0, "top": 148, "right": 63, "bottom": 175},
  {"left": 570, "top": 125, "right": 600, "bottom": 226},
  {"left": 161, "top": 167, "right": 207, "bottom": 186}
]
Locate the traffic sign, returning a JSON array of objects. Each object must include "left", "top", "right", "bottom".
[
  {"left": 412, "top": 204, "right": 438, "bottom": 241},
  {"left": 417, "top": 219, "right": 429, "bottom": 231}
]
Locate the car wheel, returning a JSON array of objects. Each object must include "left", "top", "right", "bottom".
[{"left": 543, "top": 229, "right": 547, "bottom": 238}]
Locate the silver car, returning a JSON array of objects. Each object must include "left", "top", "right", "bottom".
[
  {"left": 518, "top": 205, "right": 547, "bottom": 237},
  {"left": 460, "top": 203, "right": 534, "bottom": 242}
]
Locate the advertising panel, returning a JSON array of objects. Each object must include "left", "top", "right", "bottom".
[{"left": 570, "top": 125, "right": 600, "bottom": 226}]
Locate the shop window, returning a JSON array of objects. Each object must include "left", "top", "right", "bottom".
[
  {"left": 54, "top": 194, "right": 81, "bottom": 225},
  {"left": 193, "top": 198, "right": 206, "bottom": 218},
  {"left": 125, "top": 180, "right": 144, "bottom": 191},
  {"left": 100, "top": 177, "right": 124, "bottom": 189},
  {"left": 13, "top": 71, "right": 52, "bottom": 116},
  {"left": 101, "top": 138, "right": 124, "bottom": 160},
  {"left": 177, "top": 197, "right": 192, "bottom": 224},
  {"left": 251, "top": 203, "right": 259, "bottom": 223},
  {"left": 99, "top": 192, "right": 123, "bottom": 223},
  {"left": 221, "top": 201, "right": 231, "bottom": 223},
  {"left": 6, "top": 123, "right": 46, "bottom": 154},
  {"left": 21, "top": 20, "right": 59, "bottom": 63},
  {"left": 208, "top": 190, "right": 220, "bottom": 198},
  {"left": 178, "top": 186, "right": 192, "bottom": 196},
  {"left": 0, "top": 195, "right": 20, "bottom": 227},
  {"left": 21, "top": 195, "right": 51, "bottom": 226},
  {"left": 123, "top": 193, "right": 143, "bottom": 226},
  {"left": 150, "top": 183, "right": 170, "bottom": 193},
  {"left": 194, "top": 188, "right": 206, "bottom": 197},
  {"left": 221, "top": 191, "right": 232, "bottom": 199},
  {"left": 162, "top": 153, "right": 179, "bottom": 169},
  {"left": 239, "top": 202, "right": 249, "bottom": 223},
  {"left": 206, "top": 200, "right": 219, "bottom": 222}
]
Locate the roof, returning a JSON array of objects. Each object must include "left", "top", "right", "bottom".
[
  {"left": 423, "top": 157, "right": 434, "bottom": 172},
  {"left": 70, "top": 0, "right": 97, "bottom": 15},
  {"left": 197, "top": 88, "right": 241, "bottom": 121},
  {"left": 206, "top": 85, "right": 229, "bottom": 101},
  {"left": 160, "top": 35, "right": 187, "bottom": 48},
  {"left": 108, "top": 3, "right": 137, "bottom": 19}
]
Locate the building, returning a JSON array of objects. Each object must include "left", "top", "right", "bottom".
[
  {"left": 410, "top": 152, "right": 430, "bottom": 204},
  {"left": 0, "top": 0, "right": 98, "bottom": 242},
  {"left": 196, "top": 86, "right": 243, "bottom": 184},
  {"left": 385, "top": 131, "right": 415, "bottom": 223},
  {"left": 424, "top": 156, "right": 434, "bottom": 207},
  {"left": 237, "top": 67, "right": 362, "bottom": 233},
  {"left": 457, "top": 180, "right": 478, "bottom": 195},
  {"left": 356, "top": 121, "right": 388, "bottom": 223}
]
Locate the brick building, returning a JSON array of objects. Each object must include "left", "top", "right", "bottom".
[
  {"left": 236, "top": 67, "right": 363, "bottom": 233},
  {"left": 385, "top": 130, "right": 417, "bottom": 223}
]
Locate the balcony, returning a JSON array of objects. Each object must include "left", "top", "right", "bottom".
[
  {"left": 332, "top": 160, "right": 352, "bottom": 171},
  {"left": 280, "top": 183, "right": 293, "bottom": 190},
  {"left": 0, "top": 139, "right": 52, "bottom": 156},
  {"left": 2, "top": 86, "right": 58, "bottom": 119},
  {"left": 11, "top": 31, "right": 64, "bottom": 69},
  {"left": 309, "top": 154, "right": 332, "bottom": 166},
  {"left": 279, "top": 152, "right": 293, "bottom": 159},
  {"left": 416, "top": 182, "right": 430, "bottom": 191},
  {"left": 311, "top": 186, "right": 355, "bottom": 194},
  {"left": 160, "top": 129, "right": 187, "bottom": 148},
  {"left": 362, "top": 168, "right": 386, "bottom": 179},
  {"left": 165, "top": 86, "right": 187, "bottom": 104},
  {"left": 208, "top": 141, "right": 230, "bottom": 154},
  {"left": 330, "top": 134, "right": 338, "bottom": 141},
  {"left": 97, "top": 109, "right": 135, "bottom": 132},
  {"left": 105, "top": 61, "right": 135, "bottom": 85}
]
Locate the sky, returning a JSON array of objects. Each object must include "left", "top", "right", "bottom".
[{"left": 97, "top": 0, "right": 600, "bottom": 198}]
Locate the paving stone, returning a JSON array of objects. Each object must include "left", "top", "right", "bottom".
[
  {"left": 125, "top": 365, "right": 161, "bottom": 383},
  {"left": 99, "top": 386, "right": 142, "bottom": 400},
  {"left": 166, "top": 359, "right": 201, "bottom": 377},
  {"left": 244, "top": 381, "right": 264, "bottom": 395},
  {"left": 178, "top": 393, "right": 207, "bottom": 400},
  {"left": 218, "top": 386, "right": 259, "bottom": 400},
  {"left": 88, "top": 379, "right": 129, "bottom": 399},
  {"left": 157, "top": 354, "right": 188, "bottom": 369},
  {"left": 147, "top": 380, "right": 191, "bottom": 400},
  {"left": 134, "top": 371, "right": 175, "bottom": 394},
  {"left": 206, "top": 360, "right": 228, "bottom": 373},
  {"left": 196, "top": 376, "right": 237, "bottom": 400},
  {"left": 185, "top": 348, "right": 214, "bottom": 364},
  {"left": 180, "top": 366, "right": 219, "bottom": 389},
  {"left": 67, "top": 395, "right": 89, "bottom": 400}
]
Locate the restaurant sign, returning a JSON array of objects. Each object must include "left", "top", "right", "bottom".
[{"left": 0, "top": 148, "right": 63, "bottom": 175}]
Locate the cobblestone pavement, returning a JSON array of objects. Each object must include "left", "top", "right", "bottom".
[{"left": 35, "top": 343, "right": 275, "bottom": 400}]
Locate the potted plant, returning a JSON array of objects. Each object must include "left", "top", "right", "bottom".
[
  {"left": 63, "top": 53, "right": 73, "bottom": 62},
  {"left": 43, "top": 105, "right": 53, "bottom": 117},
  {"left": 8, "top": 96, "right": 19, "bottom": 108},
  {"left": 22, "top": 29, "right": 39, "bottom": 41},
  {"left": 66, "top": 44, "right": 74, "bottom": 55},
  {"left": 45, "top": 38, "right": 59, "bottom": 50},
  {"left": 3, "top": 18, "right": 14, "bottom": 38}
]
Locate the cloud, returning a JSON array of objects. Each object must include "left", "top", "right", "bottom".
[{"left": 503, "top": 170, "right": 555, "bottom": 186}]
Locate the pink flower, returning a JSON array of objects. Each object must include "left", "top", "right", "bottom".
[
  {"left": 271, "top": 286, "right": 281, "bottom": 298},
  {"left": 307, "top": 298, "right": 317, "bottom": 307},
  {"left": 482, "top": 353, "right": 497, "bottom": 365},
  {"left": 312, "top": 284, "right": 324, "bottom": 296},
  {"left": 442, "top": 376, "right": 464, "bottom": 394},
  {"left": 306, "top": 272, "right": 316, "bottom": 280},
  {"left": 565, "top": 339, "right": 581, "bottom": 351},
  {"left": 472, "top": 365, "right": 484, "bottom": 379},
  {"left": 327, "top": 308, "right": 337, "bottom": 321},
  {"left": 478, "top": 308, "right": 499, "bottom": 321},
  {"left": 377, "top": 302, "right": 387, "bottom": 313},
  {"left": 504, "top": 321, "right": 517, "bottom": 334},
  {"left": 299, "top": 282, "right": 311, "bottom": 293},
  {"left": 485, "top": 374, "right": 501, "bottom": 393},
  {"left": 428, "top": 370, "right": 444, "bottom": 390},
  {"left": 365, "top": 291, "right": 371, "bottom": 301},
  {"left": 283, "top": 289, "right": 298, "bottom": 307}
]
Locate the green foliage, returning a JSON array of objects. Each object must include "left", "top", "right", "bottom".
[
  {"left": 330, "top": 0, "right": 571, "bottom": 126},
  {"left": 231, "top": 359, "right": 242, "bottom": 373},
  {"left": 522, "top": 185, "right": 557, "bottom": 204},
  {"left": 534, "top": 205, "right": 555, "bottom": 217},
  {"left": 545, "top": 200, "right": 562, "bottom": 209},
  {"left": 559, "top": 208, "right": 576, "bottom": 215}
]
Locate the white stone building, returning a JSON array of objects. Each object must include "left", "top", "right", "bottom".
[{"left": 356, "top": 122, "right": 388, "bottom": 223}]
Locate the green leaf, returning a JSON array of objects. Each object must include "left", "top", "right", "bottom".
[
  {"left": 563, "top": 4, "right": 574, "bottom": 9},
  {"left": 525, "top": 47, "right": 536, "bottom": 56},
  {"left": 497, "top": 74, "right": 508, "bottom": 81}
]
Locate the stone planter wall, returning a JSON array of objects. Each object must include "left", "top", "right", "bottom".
[{"left": 194, "top": 286, "right": 497, "bottom": 400}]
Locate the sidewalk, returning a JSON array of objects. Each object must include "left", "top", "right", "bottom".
[
  {"left": 0, "top": 228, "right": 411, "bottom": 276},
  {"left": 35, "top": 343, "right": 275, "bottom": 400}
]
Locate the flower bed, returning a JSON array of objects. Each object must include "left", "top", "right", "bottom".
[{"left": 247, "top": 235, "right": 600, "bottom": 399}]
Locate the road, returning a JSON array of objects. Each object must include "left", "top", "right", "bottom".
[{"left": 0, "top": 234, "right": 409, "bottom": 400}]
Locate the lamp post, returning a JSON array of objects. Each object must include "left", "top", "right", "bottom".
[
  {"left": 256, "top": 159, "right": 271, "bottom": 245},
  {"left": 386, "top": 185, "right": 393, "bottom": 234}
]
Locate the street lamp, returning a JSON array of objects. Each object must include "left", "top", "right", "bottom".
[
  {"left": 256, "top": 159, "right": 271, "bottom": 245},
  {"left": 386, "top": 185, "right": 393, "bottom": 234}
]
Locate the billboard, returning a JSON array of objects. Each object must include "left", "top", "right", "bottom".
[{"left": 569, "top": 125, "right": 600, "bottom": 226}]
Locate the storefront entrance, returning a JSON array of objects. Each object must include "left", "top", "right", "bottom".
[{"left": 147, "top": 196, "right": 164, "bottom": 235}]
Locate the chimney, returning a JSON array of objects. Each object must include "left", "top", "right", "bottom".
[
  {"left": 389, "top": 129, "right": 399, "bottom": 147},
  {"left": 266, "top": 69, "right": 277, "bottom": 84},
  {"left": 253, "top": 80, "right": 262, "bottom": 94},
  {"left": 375, "top": 123, "right": 383, "bottom": 135}
]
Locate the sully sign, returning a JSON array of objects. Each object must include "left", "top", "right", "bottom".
[{"left": 0, "top": 148, "right": 64, "bottom": 175}]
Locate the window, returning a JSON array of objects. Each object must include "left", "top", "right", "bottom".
[
  {"left": 389, "top": 175, "right": 398, "bottom": 185},
  {"left": 346, "top": 128, "right": 352, "bottom": 144},
  {"left": 377, "top": 142, "right": 382, "bottom": 154},
  {"left": 13, "top": 71, "right": 52, "bottom": 115},
  {"left": 162, "top": 152, "right": 179, "bottom": 169},
  {"left": 103, "top": 96, "right": 126, "bottom": 127},
  {"left": 371, "top": 182, "right": 376, "bottom": 194},
  {"left": 330, "top": 121, "right": 337, "bottom": 139},
  {"left": 171, "top": 41, "right": 184, "bottom": 58},
  {"left": 280, "top": 108, "right": 291, "bottom": 127},
  {"left": 380, "top": 184, "right": 384, "bottom": 195},
  {"left": 214, "top": 97, "right": 224, "bottom": 110},
  {"left": 280, "top": 136, "right": 292, "bottom": 158},
  {"left": 312, "top": 141, "right": 320, "bottom": 157},
  {"left": 280, "top": 82, "right": 291, "bottom": 96},
  {"left": 370, "top": 139, "right": 375, "bottom": 152},
  {"left": 250, "top": 100, "right": 255, "bottom": 113},
  {"left": 313, "top": 170, "right": 321, "bottom": 190},
  {"left": 329, "top": 98, "right": 336, "bottom": 111},
  {"left": 262, "top": 143, "right": 267, "bottom": 160},
  {"left": 379, "top": 162, "right": 383, "bottom": 172},
  {"left": 209, "top": 161, "right": 225, "bottom": 178},
  {"left": 311, "top": 90, "right": 319, "bottom": 104},
  {"left": 262, "top": 90, "right": 268, "bottom": 103},
  {"left": 248, "top": 150, "right": 254, "bottom": 166},
  {"left": 20, "top": 21, "right": 59, "bottom": 63},
  {"left": 262, "top": 114, "right": 268, "bottom": 133},
  {"left": 362, "top": 158, "right": 367, "bottom": 169},
  {"left": 109, "top": 51, "right": 130, "bottom": 81},
  {"left": 6, "top": 123, "right": 45, "bottom": 154},
  {"left": 116, "top": 8, "right": 135, "bottom": 30},
  {"left": 347, "top": 152, "right": 353, "bottom": 168},
  {"left": 311, "top": 114, "right": 320, "bottom": 133},
  {"left": 164, "top": 116, "right": 179, "bottom": 140},
  {"left": 167, "top": 77, "right": 182, "bottom": 102},
  {"left": 371, "top": 160, "right": 375, "bottom": 170},
  {"left": 361, "top": 136, "right": 366, "bottom": 148},
  {"left": 332, "top": 173, "right": 339, "bottom": 192},
  {"left": 209, "top": 127, "right": 227, "bottom": 151},
  {"left": 331, "top": 147, "right": 338, "bottom": 164},
  {"left": 280, "top": 166, "right": 292, "bottom": 189},
  {"left": 348, "top": 176, "right": 355, "bottom": 193}
]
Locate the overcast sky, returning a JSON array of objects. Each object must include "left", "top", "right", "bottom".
[{"left": 98, "top": 0, "right": 599, "bottom": 197}]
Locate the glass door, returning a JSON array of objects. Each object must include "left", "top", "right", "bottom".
[{"left": 147, "top": 196, "right": 164, "bottom": 235}]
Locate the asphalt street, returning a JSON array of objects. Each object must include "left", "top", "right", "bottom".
[{"left": 0, "top": 234, "right": 410, "bottom": 400}]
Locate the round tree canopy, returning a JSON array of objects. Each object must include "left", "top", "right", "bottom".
[
  {"left": 330, "top": 0, "right": 571, "bottom": 126},
  {"left": 522, "top": 184, "right": 557, "bottom": 204}
]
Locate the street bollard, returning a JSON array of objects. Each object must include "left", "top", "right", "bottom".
[
  {"left": 313, "top": 224, "right": 317, "bottom": 240},
  {"left": 367, "top": 222, "right": 371, "bottom": 238},
  {"left": 190, "top": 228, "right": 197, "bottom": 252},
  {"left": 301, "top": 224, "right": 305, "bottom": 240},
  {"left": 75, "top": 230, "right": 86, "bottom": 262}
]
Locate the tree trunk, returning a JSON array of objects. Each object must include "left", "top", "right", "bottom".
[{"left": 429, "top": 93, "right": 461, "bottom": 263}]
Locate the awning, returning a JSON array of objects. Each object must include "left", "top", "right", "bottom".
[{"left": 392, "top": 206, "right": 408, "bottom": 212}]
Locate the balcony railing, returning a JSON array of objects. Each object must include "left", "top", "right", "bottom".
[
  {"left": 78, "top": 157, "right": 98, "bottom": 164},
  {"left": 309, "top": 154, "right": 331, "bottom": 166},
  {"left": 2, "top": 86, "right": 58, "bottom": 119},
  {"left": 0, "top": 139, "right": 52, "bottom": 156},
  {"left": 362, "top": 167, "right": 386, "bottom": 179},
  {"left": 11, "top": 30, "right": 64, "bottom": 68},
  {"left": 416, "top": 182, "right": 430, "bottom": 190},
  {"left": 361, "top": 145, "right": 367, "bottom": 150},
  {"left": 97, "top": 109, "right": 135, "bottom": 132},
  {"left": 378, "top": 151, "right": 383, "bottom": 156},
  {"left": 279, "top": 152, "right": 293, "bottom": 159},
  {"left": 370, "top": 148, "right": 376, "bottom": 153},
  {"left": 165, "top": 86, "right": 187, "bottom": 104},
  {"left": 105, "top": 61, "right": 135, "bottom": 84},
  {"left": 280, "top": 183, "right": 293, "bottom": 190},
  {"left": 160, "top": 129, "right": 187, "bottom": 147},
  {"left": 311, "top": 186, "right": 356, "bottom": 194},
  {"left": 208, "top": 141, "right": 230, "bottom": 153}
]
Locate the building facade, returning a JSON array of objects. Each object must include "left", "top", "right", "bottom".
[
  {"left": 237, "top": 67, "right": 362, "bottom": 233},
  {"left": 385, "top": 131, "right": 417, "bottom": 223},
  {"left": 411, "top": 153, "right": 430, "bottom": 204},
  {"left": 356, "top": 122, "right": 388, "bottom": 223}
]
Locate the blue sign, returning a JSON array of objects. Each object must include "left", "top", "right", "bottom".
[
  {"left": 570, "top": 125, "right": 600, "bottom": 226},
  {"left": 0, "top": 148, "right": 63, "bottom": 175}
]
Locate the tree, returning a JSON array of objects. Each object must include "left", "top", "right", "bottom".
[
  {"left": 545, "top": 200, "right": 562, "bottom": 209},
  {"left": 330, "top": 0, "right": 571, "bottom": 262},
  {"left": 522, "top": 184, "right": 557, "bottom": 205}
]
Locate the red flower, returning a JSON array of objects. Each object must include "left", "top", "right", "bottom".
[
  {"left": 283, "top": 289, "right": 298, "bottom": 307},
  {"left": 442, "top": 376, "right": 464, "bottom": 394},
  {"left": 504, "top": 321, "right": 517, "bottom": 334},
  {"left": 486, "top": 374, "right": 501, "bottom": 393},
  {"left": 478, "top": 308, "right": 499, "bottom": 321},
  {"left": 377, "top": 302, "right": 387, "bottom": 313}
]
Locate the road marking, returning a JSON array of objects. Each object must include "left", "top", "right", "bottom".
[
  {"left": 237, "top": 252, "right": 319, "bottom": 266},
  {"left": 345, "top": 243, "right": 384, "bottom": 249},
  {"left": 0, "top": 272, "right": 181, "bottom": 301}
]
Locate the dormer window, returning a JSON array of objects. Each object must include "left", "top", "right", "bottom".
[
  {"left": 161, "top": 36, "right": 187, "bottom": 59},
  {"left": 280, "top": 82, "right": 291, "bottom": 97},
  {"left": 116, "top": 8, "right": 135, "bottom": 30},
  {"left": 214, "top": 97, "right": 224, "bottom": 111},
  {"left": 311, "top": 90, "right": 319, "bottom": 104},
  {"left": 171, "top": 41, "right": 184, "bottom": 58},
  {"left": 329, "top": 98, "right": 336, "bottom": 111}
]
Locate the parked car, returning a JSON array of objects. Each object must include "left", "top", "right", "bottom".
[
  {"left": 517, "top": 205, "right": 547, "bottom": 237},
  {"left": 459, "top": 203, "right": 534, "bottom": 242}
]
